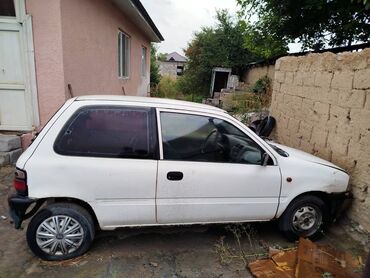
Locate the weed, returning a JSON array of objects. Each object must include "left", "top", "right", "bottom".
[
  {"left": 214, "top": 224, "right": 269, "bottom": 266},
  {"left": 250, "top": 75, "right": 271, "bottom": 95}
]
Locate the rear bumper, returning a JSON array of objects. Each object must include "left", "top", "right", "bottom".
[{"left": 8, "top": 195, "right": 42, "bottom": 229}]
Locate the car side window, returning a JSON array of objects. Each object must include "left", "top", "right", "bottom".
[
  {"left": 54, "top": 106, "right": 156, "bottom": 159},
  {"left": 160, "top": 112, "right": 264, "bottom": 165}
]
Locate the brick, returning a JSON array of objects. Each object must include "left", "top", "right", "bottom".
[
  {"left": 313, "top": 102, "right": 330, "bottom": 118},
  {"left": 288, "top": 118, "right": 300, "bottom": 134},
  {"left": 350, "top": 109, "right": 370, "bottom": 129},
  {"left": 353, "top": 68, "right": 370, "bottom": 89},
  {"left": 0, "top": 153, "right": 10, "bottom": 166},
  {"left": 311, "top": 127, "right": 328, "bottom": 148},
  {"left": 302, "top": 72, "right": 315, "bottom": 86},
  {"left": 331, "top": 152, "right": 356, "bottom": 171},
  {"left": 338, "top": 89, "right": 366, "bottom": 109},
  {"left": 279, "top": 114, "right": 290, "bottom": 129},
  {"left": 293, "top": 72, "right": 304, "bottom": 86},
  {"left": 313, "top": 146, "right": 332, "bottom": 161},
  {"left": 285, "top": 72, "right": 294, "bottom": 84},
  {"left": 272, "top": 81, "right": 281, "bottom": 92},
  {"left": 8, "top": 148, "right": 22, "bottom": 164},
  {"left": 275, "top": 71, "right": 285, "bottom": 83},
  {"left": 300, "top": 140, "right": 314, "bottom": 153},
  {"left": 280, "top": 57, "right": 300, "bottom": 71},
  {"left": 336, "top": 120, "right": 358, "bottom": 138},
  {"left": 327, "top": 132, "right": 350, "bottom": 155},
  {"left": 280, "top": 84, "right": 291, "bottom": 94},
  {"left": 301, "top": 99, "right": 314, "bottom": 118},
  {"left": 327, "top": 105, "right": 350, "bottom": 129},
  {"left": 0, "top": 135, "right": 21, "bottom": 152},
  {"left": 365, "top": 90, "right": 370, "bottom": 110},
  {"left": 298, "top": 121, "right": 313, "bottom": 140},
  {"left": 275, "top": 58, "right": 282, "bottom": 70},
  {"left": 331, "top": 70, "right": 354, "bottom": 90},
  {"left": 359, "top": 128, "right": 370, "bottom": 147},
  {"left": 327, "top": 88, "right": 339, "bottom": 105},
  {"left": 314, "top": 72, "right": 333, "bottom": 88}
]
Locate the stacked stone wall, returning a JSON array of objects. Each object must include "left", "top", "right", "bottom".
[
  {"left": 270, "top": 49, "right": 370, "bottom": 233},
  {"left": 243, "top": 64, "right": 275, "bottom": 85}
]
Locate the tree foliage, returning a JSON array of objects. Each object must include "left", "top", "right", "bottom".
[
  {"left": 237, "top": 0, "right": 370, "bottom": 50},
  {"left": 150, "top": 44, "right": 161, "bottom": 87},
  {"left": 178, "top": 10, "right": 282, "bottom": 96}
]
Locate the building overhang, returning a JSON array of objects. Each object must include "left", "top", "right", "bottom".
[{"left": 112, "top": 0, "right": 164, "bottom": 42}]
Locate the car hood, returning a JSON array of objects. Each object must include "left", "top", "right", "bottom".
[{"left": 269, "top": 142, "right": 346, "bottom": 172}]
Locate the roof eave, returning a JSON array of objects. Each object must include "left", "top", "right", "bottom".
[{"left": 112, "top": 0, "right": 164, "bottom": 42}]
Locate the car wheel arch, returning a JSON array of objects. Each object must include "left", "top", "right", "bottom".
[
  {"left": 277, "top": 191, "right": 331, "bottom": 218},
  {"left": 42, "top": 197, "right": 100, "bottom": 230}
]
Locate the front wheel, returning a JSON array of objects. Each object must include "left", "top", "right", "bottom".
[
  {"left": 26, "top": 203, "right": 95, "bottom": 261},
  {"left": 279, "top": 195, "right": 328, "bottom": 241}
]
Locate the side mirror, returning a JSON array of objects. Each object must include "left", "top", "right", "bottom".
[{"left": 261, "top": 152, "right": 270, "bottom": 166}]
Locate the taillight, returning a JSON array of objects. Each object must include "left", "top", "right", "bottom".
[{"left": 13, "top": 168, "right": 28, "bottom": 196}]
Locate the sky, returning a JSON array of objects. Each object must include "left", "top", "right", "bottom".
[
  {"left": 141, "top": 0, "right": 301, "bottom": 56},
  {"left": 141, "top": 0, "right": 239, "bottom": 55}
]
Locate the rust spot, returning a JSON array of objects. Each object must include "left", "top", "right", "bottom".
[{"left": 287, "top": 177, "right": 292, "bottom": 182}]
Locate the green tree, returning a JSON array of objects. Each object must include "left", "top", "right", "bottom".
[
  {"left": 150, "top": 44, "right": 161, "bottom": 87},
  {"left": 157, "top": 53, "right": 168, "bottom": 62},
  {"left": 179, "top": 10, "right": 278, "bottom": 96},
  {"left": 237, "top": 0, "right": 370, "bottom": 50}
]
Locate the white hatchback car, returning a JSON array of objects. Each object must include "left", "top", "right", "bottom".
[{"left": 9, "top": 95, "right": 351, "bottom": 260}]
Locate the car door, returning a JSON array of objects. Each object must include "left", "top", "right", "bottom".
[{"left": 156, "top": 109, "right": 281, "bottom": 224}]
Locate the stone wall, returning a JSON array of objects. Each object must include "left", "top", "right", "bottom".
[
  {"left": 243, "top": 64, "right": 275, "bottom": 85},
  {"left": 270, "top": 49, "right": 370, "bottom": 233}
]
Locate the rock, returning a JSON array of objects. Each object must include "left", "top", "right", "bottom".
[
  {"left": 0, "top": 154, "right": 9, "bottom": 166},
  {"left": 0, "top": 135, "right": 21, "bottom": 152},
  {"left": 1, "top": 215, "right": 7, "bottom": 220},
  {"left": 149, "top": 262, "right": 158, "bottom": 267}
]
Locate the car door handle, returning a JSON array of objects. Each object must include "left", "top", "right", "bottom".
[{"left": 167, "top": 171, "right": 183, "bottom": 181}]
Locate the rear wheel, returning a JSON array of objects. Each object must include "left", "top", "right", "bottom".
[
  {"left": 26, "top": 203, "right": 95, "bottom": 261},
  {"left": 279, "top": 195, "right": 327, "bottom": 241}
]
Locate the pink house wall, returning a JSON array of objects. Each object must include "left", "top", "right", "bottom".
[
  {"left": 26, "top": 0, "right": 67, "bottom": 126},
  {"left": 26, "top": 0, "right": 151, "bottom": 125},
  {"left": 60, "top": 0, "right": 151, "bottom": 98}
]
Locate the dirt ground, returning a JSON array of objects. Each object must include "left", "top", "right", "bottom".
[{"left": 0, "top": 166, "right": 367, "bottom": 278}]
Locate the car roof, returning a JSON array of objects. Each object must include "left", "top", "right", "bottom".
[{"left": 75, "top": 95, "right": 226, "bottom": 114}]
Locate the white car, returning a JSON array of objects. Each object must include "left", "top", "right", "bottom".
[{"left": 9, "top": 95, "right": 351, "bottom": 261}]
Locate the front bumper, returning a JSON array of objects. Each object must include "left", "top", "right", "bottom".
[
  {"left": 8, "top": 195, "right": 43, "bottom": 229},
  {"left": 329, "top": 191, "right": 352, "bottom": 220}
]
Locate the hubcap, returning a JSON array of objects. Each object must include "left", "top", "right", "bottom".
[
  {"left": 292, "top": 206, "right": 322, "bottom": 234},
  {"left": 36, "top": 215, "right": 84, "bottom": 256}
]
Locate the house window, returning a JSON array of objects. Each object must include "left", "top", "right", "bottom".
[
  {"left": 0, "top": 0, "right": 16, "bottom": 17},
  {"left": 176, "top": 66, "right": 184, "bottom": 76},
  {"left": 141, "top": 46, "right": 147, "bottom": 77},
  {"left": 118, "top": 31, "right": 130, "bottom": 78}
]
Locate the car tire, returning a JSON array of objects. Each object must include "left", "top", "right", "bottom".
[
  {"left": 26, "top": 203, "right": 95, "bottom": 261},
  {"left": 278, "top": 195, "right": 328, "bottom": 241}
]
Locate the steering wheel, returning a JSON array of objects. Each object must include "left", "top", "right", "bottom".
[{"left": 201, "top": 128, "right": 222, "bottom": 153}]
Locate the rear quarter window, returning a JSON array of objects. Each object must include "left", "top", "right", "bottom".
[{"left": 54, "top": 106, "right": 157, "bottom": 159}]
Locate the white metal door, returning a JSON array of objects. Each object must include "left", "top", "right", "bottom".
[
  {"left": 0, "top": 21, "right": 31, "bottom": 130},
  {"left": 156, "top": 110, "right": 282, "bottom": 224},
  {"left": 0, "top": 0, "right": 37, "bottom": 131},
  {"left": 157, "top": 161, "right": 281, "bottom": 224}
]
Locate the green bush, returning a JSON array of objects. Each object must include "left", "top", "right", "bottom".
[
  {"left": 156, "top": 76, "right": 182, "bottom": 99},
  {"left": 251, "top": 75, "right": 271, "bottom": 94}
]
